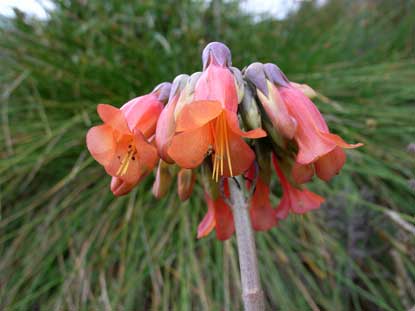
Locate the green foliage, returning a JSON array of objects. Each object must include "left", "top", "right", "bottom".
[{"left": 1, "top": 0, "right": 414, "bottom": 310}]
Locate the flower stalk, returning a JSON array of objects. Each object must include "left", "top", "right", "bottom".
[{"left": 228, "top": 177, "right": 265, "bottom": 311}]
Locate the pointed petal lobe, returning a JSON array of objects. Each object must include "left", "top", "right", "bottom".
[
  {"left": 86, "top": 125, "right": 116, "bottom": 166},
  {"left": 168, "top": 124, "right": 212, "bottom": 168}
]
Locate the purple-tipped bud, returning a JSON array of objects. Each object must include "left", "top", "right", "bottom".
[
  {"left": 239, "top": 82, "right": 262, "bottom": 130},
  {"left": 202, "top": 42, "right": 232, "bottom": 70},
  {"left": 244, "top": 62, "right": 268, "bottom": 96},
  {"left": 173, "top": 72, "right": 201, "bottom": 120},
  {"left": 188, "top": 71, "right": 202, "bottom": 92},
  {"left": 263, "top": 63, "right": 290, "bottom": 87},
  {"left": 169, "top": 74, "right": 190, "bottom": 100},
  {"left": 244, "top": 62, "right": 297, "bottom": 140},
  {"left": 231, "top": 67, "right": 244, "bottom": 103},
  {"left": 153, "top": 82, "right": 172, "bottom": 102}
]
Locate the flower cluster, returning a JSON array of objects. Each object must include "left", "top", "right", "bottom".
[{"left": 86, "top": 42, "right": 362, "bottom": 240}]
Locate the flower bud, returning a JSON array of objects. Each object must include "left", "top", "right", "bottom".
[
  {"left": 230, "top": 66, "right": 244, "bottom": 104},
  {"left": 152, "top": 159, "right": 175, "bottom": 199},
  {"left": 202, "top": 41, "right": 232, "bottom": 70},
  {"left": 152, "top": 82, "right": 172, "bottom": 102},
  {"left": 173, "top": 71, "right": 201, "bottom": 120},
  {"left": 177, "top": 168, "right": 196, "bottom": 201},
  {"left": 155, "top": 74, "right": 190, "bottom": 163},
  {"left": 239, "top": 82, "right": 262, "bottom": 131},
  {"left": 244, "top": 62, "right": 297, "bottom": 140}
]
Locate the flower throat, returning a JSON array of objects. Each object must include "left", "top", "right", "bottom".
[{"left": 211, "top": 112, "right": 233, "bottom": 181}]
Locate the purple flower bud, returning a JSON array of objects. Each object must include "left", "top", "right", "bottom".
[
  {"left": 263, "top": 63, "right": 290, "bottom": 87},
  {"left": 153, "top": 82, "right": 172, "bottom": 102},
  {"left": 202, "top": 42, "right": 232, "bottom": 70},
  {"left": 244, "top": 62, "right": 268, "bottom": 96},
  {"left": 169, "top": 74, "right": 190, "bottom": 101}
]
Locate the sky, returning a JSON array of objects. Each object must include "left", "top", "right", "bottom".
[{"left": 0, "top": 0, "right": 314, "bottom": 20}]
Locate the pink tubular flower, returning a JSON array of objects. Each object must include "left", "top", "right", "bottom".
[
  {"left": 245, "top": 62, "right": 362, "bottom": 183},
  {"left": 167, "top": 42, "right": 266, "bottom": 181},
  {"left": 86, "top": 83, "right": 171, "bottom": 196},
  {"left": 272, "top": 154, "right": 324, "bottom": 220}
]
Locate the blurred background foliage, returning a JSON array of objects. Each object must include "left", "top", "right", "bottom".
[{"left": 1, "top": 0, "right": 414, "bottom": 310}]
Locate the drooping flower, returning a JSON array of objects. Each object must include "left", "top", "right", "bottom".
[
  {"left": 152, "top": 159, "right": 175, "bottom": 199},
  {"left": 197, "top": 178, "right": 235, "bottom": 241},
  {"left": 272, "top": 154, "right": 324, "bottom": 220},
  {"left": 167, "top": 42, "right": 266, "bottom": 181},
  {"left": 177, "top": 168, "right": 196, "bottom": 201},
  {"left": 86, "top": 83, "right": 171, "bottom": 196},
  {"left": 245, "top": 62, "right": 362, "bottom": 183},
  {"left": 245, "top": 163, "right": 277, "bottom": 231}
]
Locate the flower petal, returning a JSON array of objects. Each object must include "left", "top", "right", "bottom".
[
  {"left": 289, "top": 188, "right": 325, "bottom": 214},
  {"left": 121, "top": 94, "right": 163, "bottom": 138},
  {"left": 214, "top": 197, "right": 235, "bottom": 241},
  {"left": 318, "top": 131, "right": 363, "bottom": 149},
  {"left": 292, "top": 162, "right": 315, "bottom": 184},
  {"left": 273, "top": 154, "right": 324, "bottom": 217},
  {"left": 155, "top": 95, "right": 179, "bottom": 163},
  {"left": 97, "top": 104, "right": 130, "bottom": 134},
  {"left": 250, "top": 178, "right": 277, "bottom": 231},
  {"left": 257, "top": 84, "right": 297, "bottom": 139},
  {"left": 168, "top": 124, "right": 212, "bottom": 168},
  {"left": 275, "top": 194, "right": 290, "bottom": 220},
  {"left": 175, "top": 100, "right": 223, "bottom": 132},
  {"left": 86, "top": 124, "right": 116, "bottom": 166},
  {"left": 223, "top": 131, "right": 256, "bottom": 177},
  {"left": 194, "top": 64, "right": 238, "bottom": 112},
  {"left": 110, "top": 177, "right": 136, "bottom": 196},
  {"left": 315, "top": 146, "right": 346, "bottom": 181},
  {"left": 197, "top": 194, "right": 216, "bottom": 239}
]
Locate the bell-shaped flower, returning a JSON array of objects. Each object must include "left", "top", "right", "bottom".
[
  {"left": 245, "top": 162, "right": 277, "bottom": 231},
  {"left": 86, "top": 83, "right": 171, "bottom": 196},
  {"left": 246, "top": 62, "right": 362, "bottom": 182},
  {"left": 272, "top": 154, "right": 324, "bottom": 220},
  {"left": 168, "top": 42, "right": 266, "bottom": 181}
]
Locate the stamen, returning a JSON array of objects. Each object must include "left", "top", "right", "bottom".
[
  {"left": 224, "top": 114, "right": 233, "bottom": 176},
  {"left": 210, "top": 112, "right": 233, "bottom": 182},
  {"left": 220, "top": 114, "right": 224, "bottom": 176},
  {"left": 116, "top": 146, "right": 136, "bottom": 177}
]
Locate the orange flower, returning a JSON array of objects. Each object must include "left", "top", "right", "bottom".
[
  {"left": 168, "top": 42, "right": 266, "bottom": 181},
  {"left": 197, "top": 179, "right": 235, "bottom": 241},
  {"left": 272, "top": 154, "right": 324, "bottom": 220},
  {"left": 86, "top": 83, "right": 170, "bottom": 195}
]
